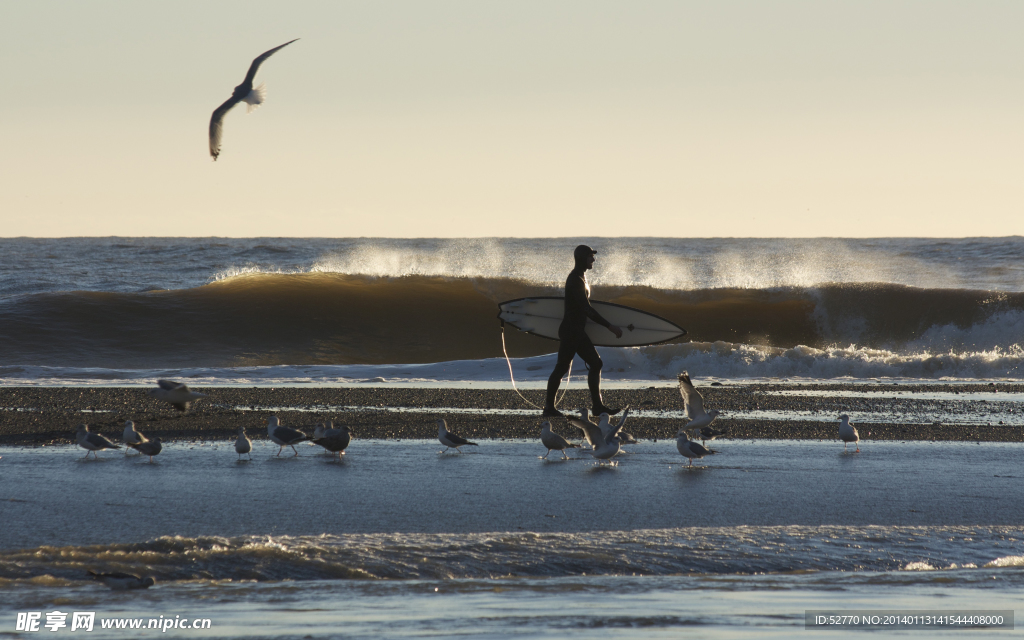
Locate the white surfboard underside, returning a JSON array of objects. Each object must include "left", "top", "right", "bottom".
[{"left": 498, "top": 297, "right": 685, "bottom": 347}]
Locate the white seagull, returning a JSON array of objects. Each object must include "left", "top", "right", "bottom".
[
  {"left": 567, "top": 407, "right": 599, "bottom": 448},
  {"left": 540, "top": 421, "right": 580, "bottom": 459},
  {"left": 570, "top": 407, "right": 634, "bottom": 448},
  {"left": 149, "top": 380, "right": 207, "bottom": 412},
  {"left": 76, "top": 424, "right": 120, "bottom": 459},
  {"left": 128, "top": 437, "right": 163, "bottom": 463},
  {"left": 209, "top": 39, "right": 299, "bottom": 161},
  {"left": 266, "top": 416, "right": 310, "bottom": 456},
  {"left": 312, "top": 422, "right": 329, "bottom": 455},
  {"left": 87, "top": 571, "right": 155, "bottom": 590},
  {"left": 839, "top": 414, "right": 860, "bottom": 452},
  {"left": 312, "top": 423, "right": 352, "bottom": 460},
  {"left": 437, "top": 419, "right": 478, "bottom": 453},
  {"left": 573, "top": 419, "right": 623, "bottom": 464},
  {"left": 676, "top": 429, "right": 716, "bottom": 467},
  {"left": 122, "top": 420, "right": 148, "bottom": 455},
  {"left": 235, "top": 426, "right": 252, "bottom": 460},
  {"left": 679, "top": 372, "right": 721, "bottom": 430},
  {"left": 596, "top": 408, "right": 634, "bottom": 444}
]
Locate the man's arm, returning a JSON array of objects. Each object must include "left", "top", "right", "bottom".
[
  {"left": 586, "top": 305, "right": 612, "bottom": 328},
  {"left": 578, "top": 285, "right": 623, "bottom": 338},
  {"left": 567, "top": 274, "right": 623, "bottom": 338}
]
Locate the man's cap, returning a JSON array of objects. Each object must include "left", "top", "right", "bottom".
[{"left": 574, "top": 244, "right": 597, "bottom": 260}]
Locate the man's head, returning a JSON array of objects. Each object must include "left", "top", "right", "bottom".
[{"left": 573, "top": 244, "right": 597, "bottom": 270}]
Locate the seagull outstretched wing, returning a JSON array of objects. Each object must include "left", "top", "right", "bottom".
[
  {"left": 241, "top": 39, "right": 298, "bottom": 86},
  {"left": 209, "top": 98, "right": 236, "bottom": 160},
  {"left": 575, "top": 421, "right": 606, "bottom": 450},
  {"left": 678, "top": 372, "right": 705, "bottom": 419}
]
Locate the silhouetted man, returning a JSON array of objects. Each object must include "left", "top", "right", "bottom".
[{"left": 542, "top": 245, "right": 622, "bottom": 417}]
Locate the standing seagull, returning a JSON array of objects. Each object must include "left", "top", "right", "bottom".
[
  {"left": 839, "top": 414, "right": 860, "bottom": 452},
  {"left": 267, "top": 416, "right": 310, "bottom": 456},
  {"left": 678, "top": 372, "right": 721, "bottom": 430},
  {"left": 676, "top": 429, "right": 716, "bottom": 467},
  {"left": 570, "top": 407, "right": 633, "bottom": 448},
  {"left": 437, "top": 419, "right": 478, "bottom": 453},
  {"left": 122, "top": 420, "right": 148, "bottom": 455},
  {"left": 312, "top": 423, "right": 352, "bottom": 460},
  {"left": 128, "top": 437, "right": 163, "bottom": 463},
  {"left": 235, "top": 426, "right": 252, "bottom": 460},
  {"left": 573, "top": 419, "right": 622, "bottom": 464},
  {"left": 311, "top": 422, "right": 328, "bottom": 455},
  {"left": 596, "top": 408, "right": 634, "bottom": 444},
  {"left": 569, "top": 407, "right": 606, "bottom": 446},
  {"left": 209, "top": 39, "right": 299, "bottom": 161},
  {"left": 540, "top": 421, "right": 579, "bottom": 459},
  {"left": 76, "top": 424, "right": 120, "bottom": 459},
  {"left": 567, "top": 407, "right": 599, "bottom": 448},
  {"left": 149, "top": 380, "right": 207, "bottom": 412}
]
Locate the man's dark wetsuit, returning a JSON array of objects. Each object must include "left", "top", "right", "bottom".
[{"left": 543, "top": 245, "right": 620, "bottom": 417}]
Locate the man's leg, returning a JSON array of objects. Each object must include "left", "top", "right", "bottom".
[
  {"left": 543, "top": 341, "right": 577, "bottom": 417},
  {"left": 577, "top": 337, "right": 618, "bottom": 415}
]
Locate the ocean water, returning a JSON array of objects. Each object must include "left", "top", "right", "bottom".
[
  {"left": 0, "top": 237, "right": 1022, "bottom": 385},
  {"left": 3, "top": 237, "right": 1024, "bottom": 637},
  {"left": 2, "top": 440, "right": 1024, "bottom": 638}
]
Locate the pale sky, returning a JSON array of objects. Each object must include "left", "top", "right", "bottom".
[{"left": 1, "top": 0, "right": 1021, "bottom": 237}]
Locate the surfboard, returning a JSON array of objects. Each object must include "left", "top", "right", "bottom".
[{"left": 497, "top": 297, "right": 686, "bottom": 347}]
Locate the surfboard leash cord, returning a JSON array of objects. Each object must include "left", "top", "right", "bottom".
[{"left": 500, "top": 322, "right": 572, "bottom": 411}]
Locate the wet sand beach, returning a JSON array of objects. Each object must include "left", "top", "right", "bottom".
[{"left": 2, "top": 382, "right": 1023, "bottom": 445}]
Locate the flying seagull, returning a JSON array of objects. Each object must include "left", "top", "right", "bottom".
[
  {"left": 839, "top": 414, "right": 860, "bottom": 452},
  {"left": 267, "top": 416, "right": 310, "bottom": 456},
  {"left": 540, "top": 421, "right": 580, "bottom": 459},
  {"left": 209, "top": 39, "right": 299, "bottom": 160},
  {"left": 678, "top": 372, "right": 721, "bottom": 430},
  {"left": 437, "top": 419, "right": 478, "bottom": 453},
  {"left": 87, "top": 571, "right": 155, "bottom": 590},
  {"left": 149, "top": 380, "right": 207, "bottom": 412},
  {"left": 76, "top": 424, "right": 120, "bottom": 459}
]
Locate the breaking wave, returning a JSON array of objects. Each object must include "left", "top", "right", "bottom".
[
  {"left": 0, "top": 273, "right": 1021, "bottom": 377},
  {"left": 2, "top": 526, "right": 1022, "bottom": 583}
]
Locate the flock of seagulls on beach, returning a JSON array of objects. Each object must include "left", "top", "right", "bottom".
[
  {"left": 70, "top": 373, "right": 865, "bottom": 469},
  {"left": 69, "top": 371, "right": 867, "bottom": 592},
  {"left": 74, "top": 381, "right": 360, "bottom": 463}
]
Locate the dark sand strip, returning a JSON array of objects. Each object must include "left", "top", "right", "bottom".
[{"left": 1, "top": 384, "right": 1022, "bottom": 445}]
